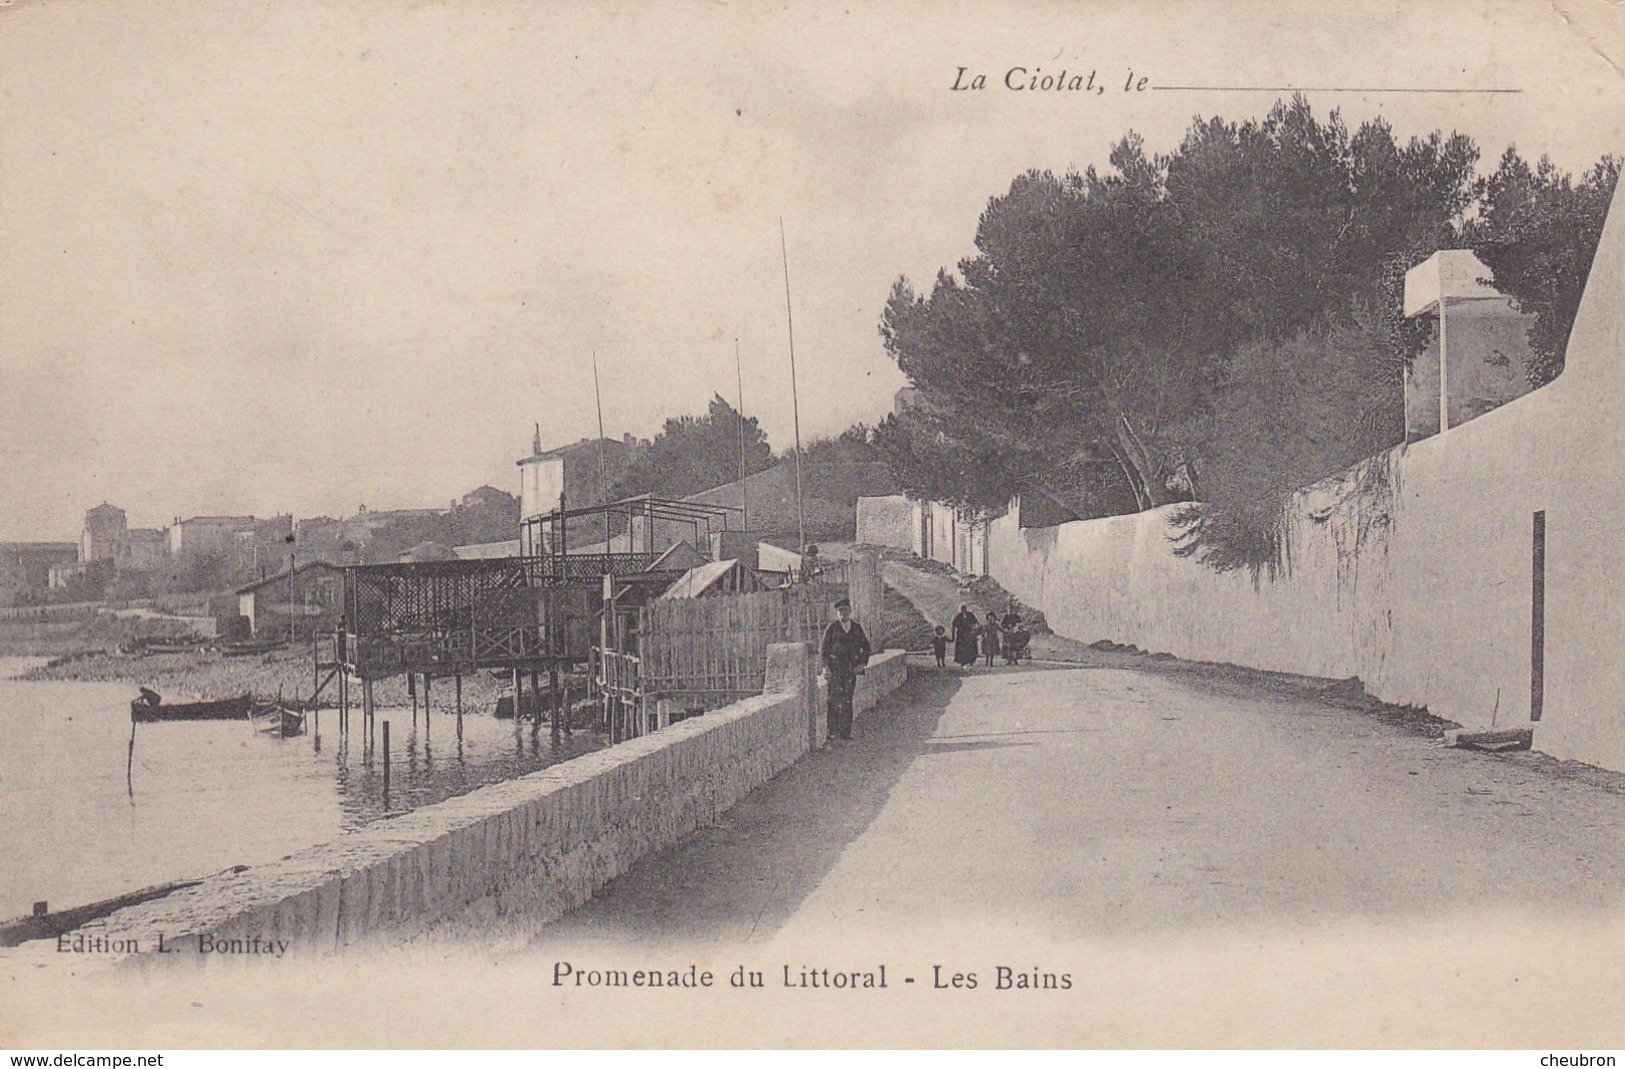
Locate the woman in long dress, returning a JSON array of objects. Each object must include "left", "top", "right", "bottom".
[{"left": 951, "top": 604, "right": 980, "bottom": 668}]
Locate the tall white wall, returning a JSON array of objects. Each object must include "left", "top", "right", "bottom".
[
  {"left": 986, "top": 177, "right": 1625, "bottom": 773},
  {"left": 911, "top": 500, "right": 987, "bottom": 575}
]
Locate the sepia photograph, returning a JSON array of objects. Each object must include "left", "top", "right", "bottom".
[{"left": 3, "top": 0, "right": 1625, "bottom": 1051}]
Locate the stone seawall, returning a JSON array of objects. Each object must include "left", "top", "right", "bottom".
[{"left": 12, "top": 646, "right": 908, "bottom": 969}]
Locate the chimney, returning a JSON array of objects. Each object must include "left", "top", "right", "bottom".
[{"left": 533, "top": 423, "right": 543, "bottom": 456}]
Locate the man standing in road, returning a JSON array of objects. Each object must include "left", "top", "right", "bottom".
[{"left": 820, "top": 596, "right": 871, "bottom": 742}]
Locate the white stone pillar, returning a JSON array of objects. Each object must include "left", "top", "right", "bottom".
[
  {"left": 849, "top": 547, "right": 884, "bottom": 651},
  {"left": 764, "top": 641, "right": 822, "bottom": 751}
]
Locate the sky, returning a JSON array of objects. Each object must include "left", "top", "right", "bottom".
[{"left": 3, "top": 0, "right": 1623, "bottom": 539}]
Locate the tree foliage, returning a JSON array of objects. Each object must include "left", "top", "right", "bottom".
[
  {"left": 1170, "top": 316, "right": 1403, "bottom": 573},
  {"left": 878, "top": 97, "right": 1614, "bottom": 571},
  {"left": 1467, "top": 150, "right": 1621, "bottom": 387},
  {"left": 880, "top": 99, "right": 1478, "bottom": 523},
  {"left": 610, "top": 394, "right": 775, "bottom": 500},
  {"left": 796, "top": 424, "right": 882, "bottom": 466}
]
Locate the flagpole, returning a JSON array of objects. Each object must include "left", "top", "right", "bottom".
[
  {"left": 735, "top": 336, "right": 749, "bottom": 534},
  {"left": 779, "top": 219, "right": 806, "bottom": 555}
]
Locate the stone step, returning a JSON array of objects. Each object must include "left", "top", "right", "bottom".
[{"left": 1443, "top": 727, "right": 1534, "bottom": 752}]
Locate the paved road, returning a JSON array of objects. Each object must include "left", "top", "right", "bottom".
[
  {"left": 521, "top": 661, "right": 1625, "bottom": 1045},
  {"left": 25, "top": 660, "right": 1625, "bottom": 1048}
]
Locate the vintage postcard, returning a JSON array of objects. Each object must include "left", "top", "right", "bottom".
[{"left": 4, "top": 0, "right": 1625, "bottom": 1051}]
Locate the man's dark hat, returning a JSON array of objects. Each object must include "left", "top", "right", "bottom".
[{"left": 834, "top": 597, "right": 852, "bottom": 609}]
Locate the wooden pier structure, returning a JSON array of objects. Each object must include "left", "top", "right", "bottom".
[{"left": 310, "top": 496, "right": 747, "bottom": 737}]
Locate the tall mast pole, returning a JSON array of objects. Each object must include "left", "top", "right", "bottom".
[
  {"left": 780, "top": 219, "right": 806, "bottom": 554},
  {"left": 592, "top": 349, "right": 608, "bottom": 493},
  {"left": 593, "top": 349, "right": 609, "bottom": 549},
  {"left": 735, "top": 336, "right": 748, "bottom": 534}
]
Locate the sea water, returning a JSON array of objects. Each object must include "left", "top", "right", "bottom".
[{"left": 0, "top": 658, "right": 604, "bottom": 918}]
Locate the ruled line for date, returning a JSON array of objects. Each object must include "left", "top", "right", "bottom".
[{"left": 1151, "top": 85, "right": 1522, "bottom": 93}]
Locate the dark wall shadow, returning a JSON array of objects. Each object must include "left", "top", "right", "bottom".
[{"left": 527, "top": 671, "right": 962, "bottom": 951}]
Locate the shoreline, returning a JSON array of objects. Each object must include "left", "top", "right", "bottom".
[{"left": 19, "top": 646, "right": 518, "bottom": 710}]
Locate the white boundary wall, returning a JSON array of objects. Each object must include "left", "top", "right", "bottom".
[
  {"left": 985, "top": 179, "right": 1625, "bottom": 773},
  {"left": 857, "top": 495, "right": 988, "bottom": 576}
]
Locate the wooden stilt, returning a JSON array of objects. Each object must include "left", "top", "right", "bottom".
[
  {"left": 382, "top": 719, "right": 391, "bottom": 808},
  {"left": 455, "top": 671, "right": 463, "bottom": 718},
  {"left": 564, "top": 672, "right": 572, "bottom": 736},
  {"left": 549, "top": 666, "right": 561, "bottom": 735}
]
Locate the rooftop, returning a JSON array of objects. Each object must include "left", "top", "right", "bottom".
[
  {"left": 1403, "top": 250, "right": 1520, "bottom": 318},
  {"left": 521, "top": 435, "right": 641, "bottom": 464}
]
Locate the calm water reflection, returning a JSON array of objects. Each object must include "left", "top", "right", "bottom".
[{"left": 0, "top": 659, "right": 604, "bottom": 918}]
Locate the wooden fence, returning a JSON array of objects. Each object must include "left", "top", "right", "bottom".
[
  {"left": 594, "top": 647, "right": 644, "bottom": 741},
  {"left": 637, "top": 579, "right": 846, "bottom": 702}
]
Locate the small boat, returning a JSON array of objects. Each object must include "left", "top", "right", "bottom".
[
  {"left": 222, "top": 640, "right": 290, "bottom": 658},
  {"left": 0, "top": 878, "right": 204, "bottom": 948},
  {"left": 140, "top": 642, "right": 208, "bottom": 656},
  {"left": 249, "top": 701, "right": 306, "bottom": 738},
  {"left": 129, "top": 689, "right": 254, "bottom": 723}
]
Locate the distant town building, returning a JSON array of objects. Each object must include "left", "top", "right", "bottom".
[
  {"left": 517, "top": 431, "right": 645, "bottom": 555},
  {"left": 351, "top": 507, "right": 442, "bottom": 530},
  {"left": 459, "top": 485, "right": 517, "bottom": 512},
  {"left": 336, "top": 508, "right": 442, "bottom": 547},
  {"left": 235, "top": 561, "right": 344, "bottom": 639},
  {"left": 168, "top": 515, "right": 257, "bottom": 557},
  {"left": 1403, "top": 250, "right": 1537, "bottom": 442},
  {"left": 48, "top": 560, "right": 92, "bottom": 590},
  {"left": 233, "top": 515, "right": 295, "bottom": 577},
  {"left": 287, "top": 516, "right": 359, "bottom": 567},
  {"left": 125, "top": 529, "right": 167, "bottom": 571},
  {"left": 79, "top": 503, "right": 128, "bottom": 564},
  {"left": 256, "top": 514, "right": 294, "bottom": 542},
  {"left": 0, "top": 542, "right": 77, "bottom": 604}
]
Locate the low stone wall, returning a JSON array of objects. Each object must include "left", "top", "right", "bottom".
[
  {"left": 18, "top": 645, "right": 909, "bottom": 968},
  {"left": 857, "top": 645, "right": 909, "bottom": 715}
]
